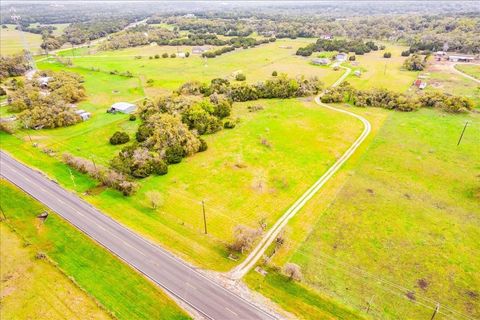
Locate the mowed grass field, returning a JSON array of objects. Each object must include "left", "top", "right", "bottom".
[
  {"left": 1, "top": 96, "right": 364, "bottom": 270},
  {"left": 455, "top": 64, "right": 480, "bottom": 80},
  {"left": 0, "top": 180, "right": 190, "bottom": 320},
  {"left": 55, "top": 38, "right": 345, "bottom": 92},
  {"left": 345, "top": 44, "right": 419, "bottom": 92},
  {"left": 0, "top": 24, "right": 43, "bottom": 55},
  {"left": 255, "top": 108, "right": 479, "bottom": 319},
  {"left": 426, "top": 62, "right": 480, "bottom": 108},
  {"left": 0, "top": 224, "right": 111, "bottom": 320}
]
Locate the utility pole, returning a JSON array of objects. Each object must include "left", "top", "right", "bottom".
[
  {"left": 430, "top": 303, "right": 440, "bottom": 320},
  {"left": 457, "top": 121, "right": 469, "bottom": 146},
  {"left": 0, "top": 204, "right": 6, "bottom": 221},
  {"left": 202, "top": 200, "right": 207, "bottom": 234},
  {"left": 366, "top": 296, "right": 375, "bottom": 314}
]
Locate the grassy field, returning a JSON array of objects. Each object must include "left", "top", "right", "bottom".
[
  {"left": 0, "top": 180, "right": 190, "bottom": 320},
  {"left": 455, "top": 64, "right": 480, "bottom": 80},
  {"left": 0, "top": 95, "right": 364, "bottom": 270},
  {"left": 0, "top": 24, "right": 43, "bottom": 55},
  {"left": 53, "top": 38, "right": 343, "bottom": 92},
  {"left": 426, "top": 62, "right": 480, "bottom": 108},
  {"left": 345, "top": 44, "right": 419, "bottom": 92},
  {"left": 0, "top": 223, "right": 111, "bottom": 320},
  {"left": 255, "top": 107, "right": 480, "bottom": 319}
]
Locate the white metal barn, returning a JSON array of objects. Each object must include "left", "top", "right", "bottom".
[{"left": 109, "top": 102, "right": 136, "bottom": 114}]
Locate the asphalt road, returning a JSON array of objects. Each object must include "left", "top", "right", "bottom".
[{"left": 0, "top": 150, "right": 276, "bottom": 320}]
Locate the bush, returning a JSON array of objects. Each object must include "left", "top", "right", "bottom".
[
  {"left": 403, "top": 54, "right": 426, "bottom": 71},
  {"left": 272, "top": 71, "right": 278, "bottom": 76},
  {"left": 235, "top": 73, "right": 246, "bottom": 81},
  {"left": 383, "top": 52, "right": 392, "bottom": 58},
  {"left": 223, "top": 119, "right": 236, "bottom": 129},
  {"left": 165, "top": 145, "right": 184, "bottom": 164},
  {"left": 401, "top": 50, "right": 410, "bottom": 57},
  {"left": 170, "top": 53, "right": 176, "bottom": 58},
  {"left": 154, "top": 54, "right": 160, "bottom": 59},
  {"left": 185, "top": 51, "right": 190, "bottom": 57},
  {"left": 349, "top": 55, "right": 356, "bottom": 61},
  {"left": 198, "top": 138, "right": 208, "bottom": 152},
  {"left": 110, "top": 131, "right": 130, "bottom": 145},
  {"left": 284, "top": 263, "right": 302, "bottom": 281},
  {"left": 162, "top": 53, "right": 168, "bottom": 58},
  {"left": 151, "top": 158, "right": 168, "bottom": 175},
  {"left": 129, "top": 114, "right": 136, "bottom": 121}
]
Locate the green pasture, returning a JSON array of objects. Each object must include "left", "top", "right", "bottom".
[
  {"left": 259, "top": 108, "right": 479, "bottom": 319},
  {"left": 0, "top": 180, "right": 189, "bottom": 320},
  {"left": 0, "top": 24, "right": 43, "bottom": 55},
  {"left": 455, "top": 64, "right": 480, "bottom": 80},
  {"left": 1, "top": 96, "right": 364, "bottom": 270}
]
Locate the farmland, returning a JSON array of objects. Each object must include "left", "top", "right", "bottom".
[
  {"left": 249, "top": 107, "right": 480, "bottom": 319},
  {"left": 0, "top": 24, "right": 43, "bottom": 55}
]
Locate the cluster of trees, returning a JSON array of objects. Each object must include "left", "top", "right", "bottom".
[
  {"left": 63, "top": 153, "right": 137, "bottom": 196},
  {"left": 0, "top": 53, "right": 31, "bottom": 80},
  {"left": 177, "top": 75, "right": 322, "bottom": 102},
  {"left": 99, "top": 27, "right": 177, "bottom": 50},
  {"left": 201, "top": 37, "right": 276, "bottom": 58},
  {"left": 152, "top": 16, "right": 253, "bottom": 37},
  {"left": 321, "top": 82, "right": 474, "bottom": 113},
  {"left": 297, "top": 39, "right": 379, "bottom": 56},
  {"left": 7, "top": 70, "right": 86, "bottom": 129},
  {"left": 403, "top": 54, "right": 427, "bottom": 71},
  {"left": 110, "top": 145, "right": 168, "bottom": 178}
]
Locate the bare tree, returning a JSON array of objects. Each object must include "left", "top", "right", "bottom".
[
  {"left": 229, "top": 225, "right": 262, "bottom": 253},
  {"left": 284, "top": 263, "right": 302, "bottom": 281},
  {"left": 146, "top": 191, "right": 163, "bottom": 209}
]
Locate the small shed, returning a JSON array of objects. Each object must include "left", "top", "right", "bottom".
[
  {"left": 448, "top": 55, "right": 474, "bottom": 62},
  {"left": 321, "top": 34, "right": 334, "bottom": 40},
  {"left": 177, "top": 52, "right": 186, "bottom": 58},
  {"left": 414, "top": 79, "right": 427, "bottom": 89},
  {"left": 354, "top": 70, "right": 362, "bottom": 77},
  {"left": 192, "top": 46, "right": 211, "bottom": 54},
  {"left": 109, "top": 102, "right": 136, "bottom": 114},
  {"left": 75, "top": 109, "right": 91, "bottom": 121},
  {"left": 312, "top": 58, "right": 330, "bottom": 65}
]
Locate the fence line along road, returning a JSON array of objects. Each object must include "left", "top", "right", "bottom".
[
  {"left": 0, "top": 150, "right": 276, "bottom": 320},
  {"left": 229, "top": 66, "right": 371, "bottom": 279}
]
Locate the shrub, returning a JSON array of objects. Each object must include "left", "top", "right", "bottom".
[
  {"left": 401, "top": 50, "right": 410, "bottom": 57},
  {"left": 129, "top": 114, "right": 137, "bottom": 121},
  {"left": 272, "top": 71, "right": 278, "bottom": 76},
  {"left": 185, "top": 51, "right": 190, "bottom": 57},
  {"left": 349, "top": 55, "right": 356, "bottom": 61},
  {"left": 145, "top": 191, "right": 163, "bottom": 209},
  {"left": 151, "top": 158, "right": 168, "bottom": 175},
  {"left": 403, "top": 54, "right": 426, "bottom": 71},
  {"left": 229, "top": 225, "right": 262, "bottom": 253},
  {"left": 170, "top": 53, "right": 176, "bottom": 58},
  {"left": 383, "top": 52, "right": 392, "bottom": 58},
  {"left": 109, "top": 131, "right": 130, "bottom": 145},
  {"left": 165, "top": 145, "right": 184, "bottom": 164},
  {"left": 154, "top": 54, "right": 160, "bottom": 59},
  {"left": 235, "top": 73, "right": 246, "bottom": 81},
  {"left": 198, "top": 138, "right": 208, "bottom": 152},
  {"left": 162, "top": 53, "right": 168, "bottom": 58},
  {"left": 223, "top": 119, "right": 236, "bottom": 129}
]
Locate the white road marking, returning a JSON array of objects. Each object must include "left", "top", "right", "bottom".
[{"left": 225, "top": 307, "right": 238, "bottom": 316}]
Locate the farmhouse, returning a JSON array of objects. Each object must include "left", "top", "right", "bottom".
[
  {"left": 108, "top": 102, "right": 136, "bottom": 114},
  {"left": 312, "top": 58, "right": 330, "bottom": 65},
  {"left": 413, "top": 79, "right": 427, "bottom": 89},
  {"left": 336, "top": 53, "right": 347, "bottom": 62},
  {"left": 448, "top": 55, "right": 475, "bottom": 62}
]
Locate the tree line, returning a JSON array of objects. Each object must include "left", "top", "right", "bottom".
[
  {"left": 296, "top": 39, "right": 379, "bottom": 57},
  {"left": 321, "top": 82, "right": 474, "bottom": 113}
]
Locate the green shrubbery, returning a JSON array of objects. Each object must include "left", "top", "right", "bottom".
[
  {"left": 110, "top": 131, "right": 130, "bottom": 145},
  {"left": 403, "top": 54, "right": 427, "bottom": 71}
]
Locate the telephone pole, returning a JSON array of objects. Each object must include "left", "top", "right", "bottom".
[
  {"left": 430, "top": 303, "right": 440, "bottom": 320},
  {"left": 457, "top": 121, "right": 469, "bottom": 146},
  {"left": 202, "top": 200, "right": 207, "bottom": 234}
]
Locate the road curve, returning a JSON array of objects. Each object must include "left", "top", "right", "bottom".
[
  {"left": 0, "top": 150, "right": 276, "bottom": 320},
  {"left": 230, "top": 67, "right": 371, "bottom": 279}
]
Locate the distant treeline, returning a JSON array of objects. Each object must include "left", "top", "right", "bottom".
[{"left": 296, "top": 39, "right": 379, "bottom": 56}]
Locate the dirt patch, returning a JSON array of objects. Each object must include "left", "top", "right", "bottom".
[
  {"left": 85, "top": 185, "right": 107, "bottom": 196},
  {"left": 417, "top": 278, "right": 429, "bottom": 290},
  {"left": 406, "top": 291, "right": 416, "bottom": 301}
]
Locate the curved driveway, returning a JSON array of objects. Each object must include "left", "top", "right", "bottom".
[{"left": 230, "top": 67, "right": 371, "bottom": 279}]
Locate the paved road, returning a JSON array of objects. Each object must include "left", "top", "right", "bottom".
[
  {"left": 0, "top": 150, "right": 276, "bottom": 320},
  {"left": 230, "top": 66, "right": 371, "bottom": 279}
]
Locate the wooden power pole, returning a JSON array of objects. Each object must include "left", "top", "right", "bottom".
[{"left": 202, "top": 200, "right": 207, "bottom": 234}]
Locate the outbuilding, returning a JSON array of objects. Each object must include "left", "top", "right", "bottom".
[
  {"left": 448, "top": 55, "right": 474, "bottom": 62},
  {"left": 108, "top": 102, "right": 136, "bottom": 114},
  {"left": 312, "top": 58, "right": 330, "bottom": 65},
  {"left": 413, "top": 79, "right": 427, "bottom": 89},
  {"left": 336, "top": 53, "right": 347, "bottom": 62}
]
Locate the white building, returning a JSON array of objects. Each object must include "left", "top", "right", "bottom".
[
  {"left": 448, "top": 55, "right": 475, "bottom": 62},
  {"left": 75, "top": 109, "right": 91, "bottom": 121},
  {"left": 177, "top": 52, "right": 186, "bottom": 58},
  {"left": 336, "top": 53, "right": 347, "bottom": 62},
  {"left": 109, "top": 102, "right": 136, "bottom": 114},
  {"left": 312, "top": 58, "right": 330, "bottom": 65}
]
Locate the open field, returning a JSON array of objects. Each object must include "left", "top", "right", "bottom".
[
  {"left": 345, "top": 44, "right": 419, "bottom": 92},
  {"left": 53, "top": 38, "right": 343, "bottom": 91},
  {"left": 426, "top": 62, "right": 480, "bottom": 108},
  {"left": 252, "top": 107, "right": 480, "bottom": 319},
  {"left": 0, "top": 180, "right": 190, "bottom": 320},
  {"left": 0, "top": 24, "right": 43, "bottom": 55},
  {"left": 1, "top": 95, "right": 364, "bottom": 270},
  {"left": 455, "top": 64, "right": 480, "bottom": 80},
  {"left": 0, "top": 223, "right": 111, "bottom": 320}
]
